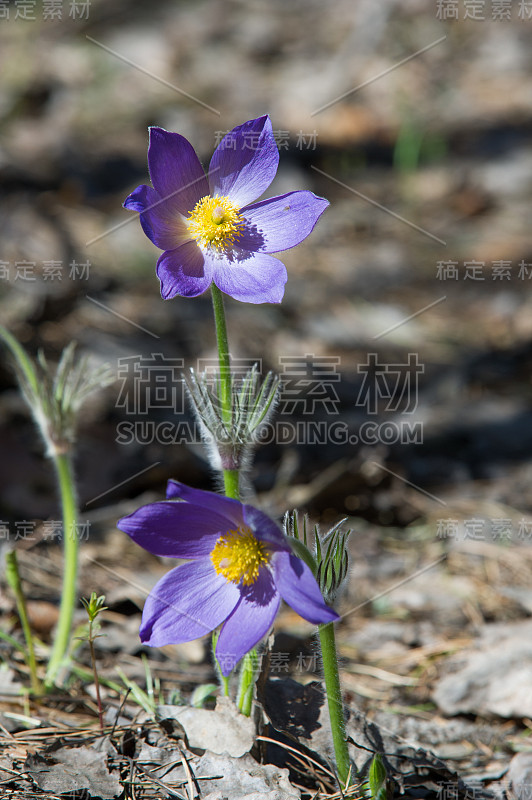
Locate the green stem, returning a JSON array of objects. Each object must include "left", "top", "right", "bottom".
[
  {"left": 88, "top": 630, "right": 104, "bottom": 733},
  {"left": 211, "top": 628, "right": 230, "bottom": 697},
  {"left": 211, "top": 286, "right": 240, "bottom": 499},
  {"left": 318, "top": 621, "right": 351, "bottom": 788},
  {"left": 45, "top": 452, "right": 78, "bottom": 688},
  {"left": 237, "top": 648, "right": 258, "bottom": 716},
  {"left": 5, "top": 551, "right": 41, "bottom": 695},
  {"left": 210, "top": 287, "right": 258, "bottom": 715},
  {"left": 211, "top": 285, "right": 231, "bottom": 427},
  {"left": 211, "top": 285, "right": 241, "bottom": 690},
  {"left": 222, "top": 468, "right": 239, "bottom": 500}
]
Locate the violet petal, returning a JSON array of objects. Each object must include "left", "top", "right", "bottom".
[
  {"left": 124, "top": 184, "right": 190, "bottom": 251},
  {"left": 216, "top": 569, "right": 279, "bottom": 675},
  {"left": 239, "top": 191, "right": 329, "bottom": 253},
  {"left": 148, "top": 127, "right": 208, "bottom": 216},
  {"left": 166, "top": 480, "right": 244, "bottom": 527},
  {"left": 208, "top": 116, "right": 279, "bottom": 208},
  {"left": 156, "top": 241, "right": 213, "bottom": 299},
  {"left": 273, "top": 551, "right": 339, "bottom": 625},
  {"left": 118, "top": 501, "right": 232, "bottom": 559},
  {"left": 242, "top": 504, "right": 288, "bottom": 550},
  {"left": 140, "top": 560, "right": 239, "bottom": 647},
  {"left": 208, "top": 249, "right": 287, "bottom": 304}
]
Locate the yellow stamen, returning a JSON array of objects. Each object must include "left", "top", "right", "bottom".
[
  {"left": 187, "top": 195, "right": 244, "bottom": 251},
  {"left": 211, "top": 527, "right": 269, "bottom": 586}
]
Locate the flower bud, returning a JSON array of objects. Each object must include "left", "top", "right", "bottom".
[
  {"left": 186, "top": 364, "right": 279, "bottom": 472},
  {"left": 0, "top": 330, "right": 114, "bottom": 458},
  {"left": 285, "top": 511, "right": 351, "bottom": 605}
]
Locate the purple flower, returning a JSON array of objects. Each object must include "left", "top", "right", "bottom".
[
  {"left": 117, "top": 481, "right": 338, "bottom": 675},
  {"left": 124, "top": 116, "right": 329, "bottom": 304}
]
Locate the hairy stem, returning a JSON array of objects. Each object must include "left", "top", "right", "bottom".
[
  {"left": 318, "top": 621, "right": 351, "bottom": 788},
  {"left": 45, "top": 452, "right": 78, "bottom": 688},
  {"left": 211, "top": 285, "right": 240, "bottom": 499},
  {"left": 211, "top": 286, "right": 259, "bottom": 715},
  {"left": 211, "top": 285, "right": 242, "bottom": 694}
]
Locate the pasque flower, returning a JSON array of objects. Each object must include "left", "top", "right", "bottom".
[
  {"left": 117, "top": 481, "right": 338, "bottom": 674},
  {"left": 124, "top": 116, "right": 329, "bottom": 303}
]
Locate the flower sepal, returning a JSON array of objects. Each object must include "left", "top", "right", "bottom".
[
  {"left": 0, "top": 331, "right": 114, "bottom": 457},
  {"left": 285, "top": 533, "right": 318, "bottom": 576},
  {"left": 187, "top": 363, "right": 279, "bottom": 471},
  {"left": 285, "top": 511, "right": 351, "bottom": 605}
]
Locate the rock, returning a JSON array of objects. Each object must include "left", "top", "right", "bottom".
[
  {"left": 197, "top": 752, "right": 300, "bottom": 800},
  {"left": 0, "top": 757, "right": 13, "bottom": 781},
  {"left": 157, "top": 696, "right": 255, "bottom": 757},
  {"left": 24, "top": 747, "right": 122, "bottom": 799},
  {"left": 433, "top": 620, "right": 532, "bottom": 718},
  {"left": 506, "top": 752, "right": 532, "bottom": 800}
]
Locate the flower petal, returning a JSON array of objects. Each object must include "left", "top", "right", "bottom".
[
  {"left": 242, "top": 505, "right": 288, "bottom": 550},
  {"left": 140, "top": 560, "right": 239, "bottom": 647},
  {"left": 208, "top": 116, "right": 279, "bottom": 208},
  {"left": 156, "top": 241, "right": 213, "bottom": 299},
  {"left": 124, "top": 184, "right": 190, "bottom": 251},
  {"left": 273, "top": 551, "right": 339, "bottom": 625},
  {"left": 216, "top": 569, "right": 279, "bottom": 675},
  {"left": 166, "top": 480, "right": 244, "bottom": 527},
  {"left": 118, "top": 501, "right": 232, "bottom": 558},
  {"left": 148, "top": 127, "right": 208, "bottom": 216},
  {"left": 239, "top": 191, "right": 329, "bottom": 254},
  {"left": 208, "top": 249, "right": 287, "bottom": 304}
]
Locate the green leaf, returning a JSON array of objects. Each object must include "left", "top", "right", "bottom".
[
  {"left": 191, "top": 683, "right": 218, "bottom": 708},
  {"left": 287, "top": 537, "right": 318, "bottom": 575},
  {"left": 366, "top": 753, "right": 388, "bottom": 799}
]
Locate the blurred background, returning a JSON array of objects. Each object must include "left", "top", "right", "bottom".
[
  {"left": 1, "top": 0, "right": 532, "bottom": 776},
  {"left": 2, "top": 0, "right": 532, "bottom": 522}
]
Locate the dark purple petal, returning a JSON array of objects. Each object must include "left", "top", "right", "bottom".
[
  {"left": 216, "top": 569, "right": 279, "bottom": 675},
  {"left": 242, "top": 505, "right": 288, "bottom": 550},
  {"left": 208, "top": 116, "right": 279, "bottom": 208},
  {"left": 124, "top": 184, "right": 190, "bottom": 251},
  {"left": 273, "top": 551, "right": 339, "bottom": 625},
  {"left": 118, "top": 501, "right": 232, "bottom": 558},
  {"left": 208, "top": 249, "right": 287, "bottom": 304},
  {"left": 140, "top": 560, "right": 239, "bottom": 647},
  {"left": 148, "top": 127, "right": 208, "bottom": 216},
  {"left": 239, "top": 191, "right": 329, "bottom": 254},
  {"left": 156, "top": 241, "right": 213, "bottom": 299},
  {"left": 166, "top": 480, "right": 244, "bottom": 527},
  {"left": 124, "top": 184, "right": 156, "bottom": 214}
]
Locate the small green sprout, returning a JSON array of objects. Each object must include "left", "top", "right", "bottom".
[{"left": 80, "top": 592, "right": 108, "bottom": 732}]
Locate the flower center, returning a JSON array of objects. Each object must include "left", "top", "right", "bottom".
[
  {"left": 210, "top": 527, "right": 269, "bottom": 586},
  {"left": 186, "top": 195, "right": 244, "bottom": 251}
]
